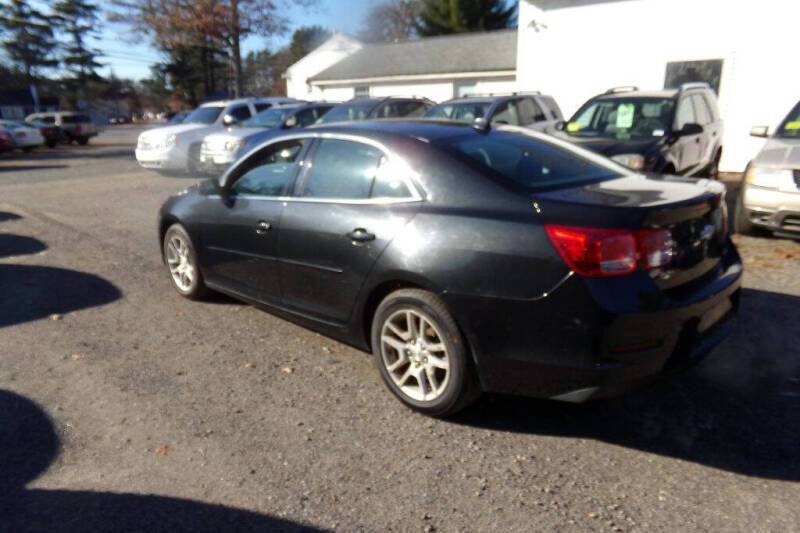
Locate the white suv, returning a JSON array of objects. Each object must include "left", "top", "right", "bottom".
[{"left": 135, "top": 97, "right": 297, "bottom": 172}]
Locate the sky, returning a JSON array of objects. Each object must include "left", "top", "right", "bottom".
[{"left": 92, "top": 0, "right": 371, "bottom": 80}]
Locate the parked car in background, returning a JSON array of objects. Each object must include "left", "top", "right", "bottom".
[
  {"left": 26, "top": 119, "right": 61, "bottom": 148},
  {"left": 200, "top": 102, "right": 337, "bottom": 174},
  {"left": 158, "top": 120, "right": 740, "bottom": 417},
  {"left": 25, "top": 111, "right": 98, "bottom": 145},
  {"left": 735, "top": 100, "right": 800, "bottom": 237},
  {"left": 0, "top": 126, "right": 15, "bottom": 153},
  {"left": 108, "top": 114, "right": 131, "bottom": 125},
  {"left": 135, "top": 97, "right": 297, "bottom": 173},
  {"left": 316, "top": 97, "right": 433, "bottom": 125},
  {"left": 554, "top": 83, "right": 723, "bottom": 177},
  {"left": 425, "top": 92, "right": 563, "bottom": 131},
  {"left": 0, "top": 120, "right": 44, "bottom": 152}
]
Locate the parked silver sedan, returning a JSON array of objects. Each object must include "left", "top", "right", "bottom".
[{"left": 735, "top": 101, "right": 800, "bottom": 237}]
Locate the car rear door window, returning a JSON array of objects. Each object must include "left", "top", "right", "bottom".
[
  {"left": 231, "top": 139, "right": 305, "bottom": 196},
  {"left": 490, "top": 100, "right": 520, "bottom": 125},
  {"left": 302, "top": 139, "right": 383, "bottom": 200},
  {"left": 518, "top": 97, "right": 546, "bottom": 124},
  {"left": 228, "top": 105, "right": 252, "bottom": 122},
  {"left": 296, "top": 106, "right": 331, "bottom": 127},
  {"left": 254, "top": 103, "right": 273, "bottom": 112},
  {"left": 691, "top": 94, "right": 711, "bottom": 125}
]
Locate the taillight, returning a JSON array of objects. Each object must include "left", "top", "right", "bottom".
[{"left": 546, "top": 225, "right": 674, "bottom": 277}]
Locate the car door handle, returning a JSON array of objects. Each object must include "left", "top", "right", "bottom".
[
  {"left": 255, "top": 221, "right": 272, "bottom": 234},
  {"left": 347, "top": 228, "right": 375, "bottom": 242}
]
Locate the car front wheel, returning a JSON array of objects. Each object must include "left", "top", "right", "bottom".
[
  {"left": 371, "top": 289, "right": 479, "bottom": 417},
  {"left": 163, "top": 223, "right": 209, "bottom": 300}
]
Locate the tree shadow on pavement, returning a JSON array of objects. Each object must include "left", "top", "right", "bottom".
[
  {"left": 0, "top": 265, "right": 122, "bottom": 328},
  {"left": 0, "top": 211, "right": 22, "bottom": 222},
  {"left": 0, "top": 234, "right": 47, "bottom": 258},
  {"left": 453, "top": 288, "right": 800, "bottom": 481},
  {"left": 0, "top": 165, "right": 70, "bottom": 172},
  {"left": 0, "top": 390, "right": 322, "bottom": 533}
]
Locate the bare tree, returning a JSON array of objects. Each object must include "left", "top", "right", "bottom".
[{"left": 360, "top": 0, "right": 420, "bottom": 43}]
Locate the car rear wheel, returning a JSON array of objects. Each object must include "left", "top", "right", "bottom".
[
  {"left": 78, "top": 137, "right": 89, "bottom": 145},
  {"left": 163, "top": 223, "right": 209, "bottom": 300},
  {"left": 704, "top": 151, "right": 721, "bottom": 179},
  {"left": 371, "top": 289, "right": 479, "bottom": 417}
]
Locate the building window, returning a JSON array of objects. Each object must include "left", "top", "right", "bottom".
[
  {"left": 664, "top": 59, "right": 723, "bottom": 94},
  {"left": 455, "top": 82, "right": 477, "bottom": 98},
  {"left": 354, "top": 85, "right": 370, "bottom": 98}
]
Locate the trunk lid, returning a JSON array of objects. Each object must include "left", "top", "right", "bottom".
[{"left": 534, "top": 173, "right": 729, "bottom": 287}]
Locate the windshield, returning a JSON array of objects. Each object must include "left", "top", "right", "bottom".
[
  {"left": 243, "top": 107, "right": 292, "bottom": 128},
  {"left": 184, "top": 106, "right": 224, "bottom": 125},
  {"left": 434, "top": 131, "right": 620, "bottom": 190},
  {"left": 567, "top": 97, "right": 675, "bottom": 139},
  {"left": 61, "top": 114, "right": 91, "bottom": 123},
  {"left": 425, "top": 101, "right": 492, "bottom": 122},
  {"left": 167, "top": 113, "right": 187, "bottom": 125},
  {"left": 0, "top": 121, "right": 25, "bottom": 130},
  {"left": 776, "top": 101, "right": 800, "bottom": 138},
  {"left": 316, "top": 101, "right": 375, "bottom": 124}
]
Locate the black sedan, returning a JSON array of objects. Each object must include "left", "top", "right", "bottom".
[{"left": 159, "top": 120, "right": 741, "bottom": 416}]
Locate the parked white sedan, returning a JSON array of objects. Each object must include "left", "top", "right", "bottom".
[{"left": 0, "top": 120, "right": 44, "bottom": 152}]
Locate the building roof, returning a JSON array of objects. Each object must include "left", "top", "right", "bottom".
[{"left": 310, "top": 30, "right": 517, "bottom": 83}]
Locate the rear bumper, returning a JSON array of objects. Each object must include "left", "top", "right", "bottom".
[
  {"left": 445, "top": 243, "right": 742, "bottom": 401},
  {"left": 742, "top": 183, "right": 800, "bottom": 234}
]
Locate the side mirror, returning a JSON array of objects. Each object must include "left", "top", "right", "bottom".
[
  {"left": 554, "top": 120, "right": 566, "bottom": 131},
  {"left": 222, "top": 114, "right": 236, "bottom": 127},
  {"left": 283, "top": 116, "right": 298, "bottom": 129},
  {"left": 750, "top": 125, "right": 769, "bottom": 138},
  {"left": 678, "top": 122, "right": 703, "bottom": 136}
]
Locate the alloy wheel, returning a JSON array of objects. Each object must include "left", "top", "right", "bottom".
[
  {"left": 380, "top": 309, "right": 450, "bottom": 402},
  {"left": 166, "top": 234, "right": 195, "bottom": 292}
]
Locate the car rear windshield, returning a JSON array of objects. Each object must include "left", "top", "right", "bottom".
[
  {"left": 316, "top": 101, "right": 376, "bottom": 124},
  {"left": 425, "top": 101, "right": 492, "bottom": 122},
  {"left": 184, "top": 106, "right": 224, "bottom": 125},
  {"left": 61, "top": 114, "right": 91, "bottom": 123},
  {"left": 434, "top": 131, "right": 621, "bottom": 190},
  {"left": 776, "top": 101, "right": 800, "bottom": 138},
  {"left": 567, "top": 97, "right": 675, "bottom": 139}
]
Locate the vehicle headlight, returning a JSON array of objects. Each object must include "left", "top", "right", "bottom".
[
  {"left": 745, "top": 166, "right": 795, "bottom": 189},
  {"left": 224, "top": 139, "right": 248, "bottom": 152},
  {"left": 610, "top": 153, "right": 645, "bottom": 170},
  {"left": 164, "top": 135, "right": 178, "bottom": 149}
]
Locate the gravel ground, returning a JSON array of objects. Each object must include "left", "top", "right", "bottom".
[{"left": 0, "top": 129, "right": 798, "bottom": 532}]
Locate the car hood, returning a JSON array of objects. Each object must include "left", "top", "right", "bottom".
[
  {"left": 139, "top": 123, "right": 210, "bottom": 141},
  {"left": 554, "top": 133, "right": 664, "bottom": 157},
  {"left": 751, "top": 137, "right": 800, "bottom": 169},
  {"left": 205, "top": 126, "right": 266, "bottom": 144},
  {"left": 533, "top": 172, "right": 724, "bottom": 209}
]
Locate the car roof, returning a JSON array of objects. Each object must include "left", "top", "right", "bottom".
[
  {"left": 595, "top": 89, "right": 680, "bottom": 100},
  {"left": 200, "top": 97, "right": 295, "bottom": 107},
  {"left": 307, "top": 118, "right": 487, "bottom": 142}
]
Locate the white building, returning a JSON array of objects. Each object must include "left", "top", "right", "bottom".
[
  {"left": 286, "top": 0, "right": 800, "bottom": 171},
  {"left": 285, "top": 30, "right": 518, "bottom": 103}
]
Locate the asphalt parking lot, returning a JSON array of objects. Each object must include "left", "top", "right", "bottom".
[{"left": 1, "top": 126, "right": 798, "bottom": 532}]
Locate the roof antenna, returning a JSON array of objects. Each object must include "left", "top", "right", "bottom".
[{"left": 472, "top": 117, "right": 490, "bottom": 134}]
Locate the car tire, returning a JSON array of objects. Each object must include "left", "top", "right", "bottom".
[
  {"left": 23, "top": 147, "right": 34, "bottom": 153},
  {"left": 78, "top": 137, "right": 89, "bottom": 145},
  {"left": 371, "top": 289, "right": 480, "bottom": 417},
  {"left": 46, "top": 140, "right": 57, "bottom": 148},
  {"left": 162, "top": 223, "right": 209, "bottom": 300},
  {"left": 704, "top": 151, "right": 721, "bottom": 179}
]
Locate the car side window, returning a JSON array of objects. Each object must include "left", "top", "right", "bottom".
[
  {"left": 518, "top": 98, "right": 546, "bottom": 124},
  {"left": 540, "top": 96, "right": 563, "bottom": 120},
  {"left": 228, "top": 105, "right": 252, "bottom": 122},
  {"left": 230, "top": 139, "right": 305, "bottom": 196},
  {"left": 691, "top": 94, "right": 711, "bottom": 125},
  {"left": 254, "top": 103, "right": 272, "bottom": 112},
  {"left": 491, "top": 100, "right": 520, "bottom": 126},
  {"left": 371, "top": 156, "right": 414, "bottom": 199},
  {"left": 295, "top": 107, "right": 328, "bottom": 127},
  {"left": 675, "top": 98, "right": 696, "bottom": 129},
  {"left": 302, "top": 139, "right": 383, "bottom": 200}
]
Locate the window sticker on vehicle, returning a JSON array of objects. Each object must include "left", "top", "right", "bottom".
[
  {"left": 785, "top": 121, "right": 800, "bottom": 130},
  {"left": 652, "top": 129, "right": 665, "bottom": 137},
  {"left": 567, "top": 122, "right": 581, "bottom": 132},
  {"left": 616, "top": 104, "right": 635, "bottom": 129}
]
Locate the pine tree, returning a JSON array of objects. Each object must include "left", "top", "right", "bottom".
[
  {"left": 417, "top": 0, "right": 516, "bottom": 37},
  {"left": 52, "top": 0, "right": 102, "bottom": 83},
  {"left": 0, "top": 0, "right": 59, "bottom": 81}
]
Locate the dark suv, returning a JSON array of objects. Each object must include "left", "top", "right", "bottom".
[
  {"left": 425, "top": 92, "right": 563, "bottom": 132},
  {"left": 555, "top": 83, "right": 723, "bottom": 178},
  {"left": 316, "top": 97, "right": 434, "bottom": 124}
]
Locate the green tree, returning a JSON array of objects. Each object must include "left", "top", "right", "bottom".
[
  {"left": 360, "top": 0, "right": 420, "bottom": 43},
  {"left": 287, "top": 25, "right": 331, "bottom": 65},
  {"left": 416, "top": 0, "right": 516, "bottom": 36},
  {"left": 52, "top": 0, "right": 103, "bottom": 82},
  {"left": 0, "top": 0, "right": 59, "bottom": 80}
]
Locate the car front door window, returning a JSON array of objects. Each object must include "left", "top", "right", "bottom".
[{"left": 230, "top": 139, "right": 306, "bottom": 197}]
